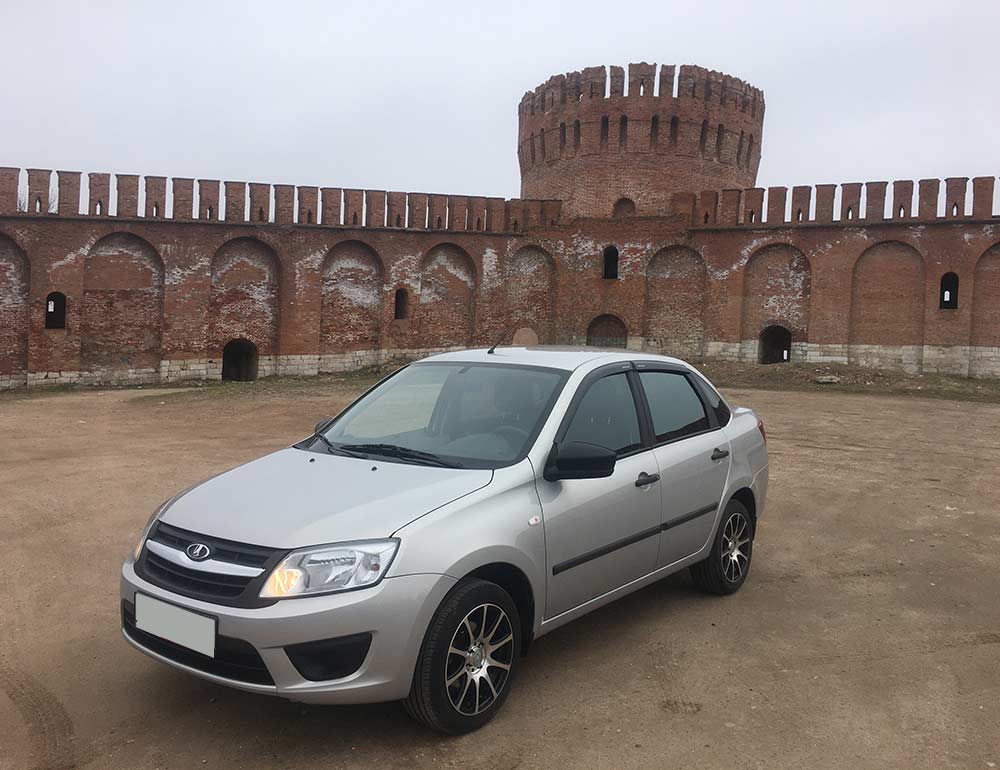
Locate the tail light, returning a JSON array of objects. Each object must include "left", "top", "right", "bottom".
[{"left": 757, "top": 418, "right": 766, "bottom": 444}]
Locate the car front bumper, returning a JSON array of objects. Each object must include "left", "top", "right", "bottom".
[{"left": 120, "top": 559, "right": 456, "bottom": 704}]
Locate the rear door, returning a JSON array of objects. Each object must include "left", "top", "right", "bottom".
[
  {"left": 633, "top": 365, "right": 731, "bottom": 568},
  {"left": 539, "top": 364, "right": 661, "bottom": 619}
]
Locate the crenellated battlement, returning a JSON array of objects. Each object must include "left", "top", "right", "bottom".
[
  {"left": 517, "top": 62, "right": 765, "bottom": 219},
  {"left": 0, "top": 167, "right": 562, "bottom": 233},
  {"left": 679, "top": 176, "right": 999, "bottom": 227}
]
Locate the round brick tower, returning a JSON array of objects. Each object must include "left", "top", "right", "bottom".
[{"left": 518, "top": 63, "right": 764, "bottom": 219}]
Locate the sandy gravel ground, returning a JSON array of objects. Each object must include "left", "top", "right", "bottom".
[{"left": 1, "top": 379, "right": 998, "bottom": 770}]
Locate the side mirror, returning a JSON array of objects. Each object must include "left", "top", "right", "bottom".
[
  {"left": 544, "top": 441, "right": 617, "bottom": 481},
  {"left": 314, "top": 417, "right": 332, "bottom": 435}
]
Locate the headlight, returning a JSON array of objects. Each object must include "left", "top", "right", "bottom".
[
  {"left": 133, "top": 501, "right": 168, "bottom": 560},
  {"left": 260, "top": 539, "right": 399, "bottom": 599}
]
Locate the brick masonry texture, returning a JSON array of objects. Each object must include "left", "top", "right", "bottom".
[{"left": 1, "top": 61, "right": 1000, "bottom": 388}]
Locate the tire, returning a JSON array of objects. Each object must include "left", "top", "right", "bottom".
[
  {"left": 404, "top": 578, "right": 521, "bottom": 734},
  {"left": 690, "top": 498, "right": 754, "bottom": 595}
]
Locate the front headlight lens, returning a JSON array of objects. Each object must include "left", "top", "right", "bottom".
[
  {"left": 260, "top": 540, "right": 399, "bottom": 599},
  {"left": 132, "top": 501, "right": 168, "bottom": 560}
]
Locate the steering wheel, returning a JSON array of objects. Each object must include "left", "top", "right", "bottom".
[{"left": 493, "top": 424, "right": 530, "bottom": 448}]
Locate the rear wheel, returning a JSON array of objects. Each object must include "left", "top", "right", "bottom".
[
  {"left": 690, "top": 498, "right": 754, "bottom": 595},
  {"left": 405, "top": 578, "right": 521, "bottom": 734}
]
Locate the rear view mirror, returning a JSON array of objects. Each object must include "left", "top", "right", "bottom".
[{"left": 544, "top": 441, "right": 617, "bottom": 481}]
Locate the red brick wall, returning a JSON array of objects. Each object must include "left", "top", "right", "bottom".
[
  {"left": 209, "top": 238, "right": 279, "bottom": 357},
  {"left": 741, "top": 244, "right": 811, "bottom": 342},
  {"left": 419, "top": 244, "right": 476, "bottom": 347},
  {"left": 849, "top": 242, "right": 925, "bottom": 346},
  {"left": 972, "top": 245, "right": 1000, "bottom": 347},
  {"left": 506, "top": 246, "right": 557, "bottom": 343}
]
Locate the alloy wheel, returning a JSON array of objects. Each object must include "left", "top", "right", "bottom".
[
  {"left": 721, "top": 511, "right": 751, "bottom": 582},
  {"left": 445, "top": 603, "right": 514, "bottom": 716}
]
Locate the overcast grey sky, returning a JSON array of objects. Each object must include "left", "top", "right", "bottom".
[{"left": 3, "top": 0, "right": 997, "bottom": 200}]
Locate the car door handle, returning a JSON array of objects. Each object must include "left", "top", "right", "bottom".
[
  {"left": 635, "top": 472, "right": 660, "bottom": 487},
  {"left": 710, "top": 448, "right": 730, "bottom": 461}
]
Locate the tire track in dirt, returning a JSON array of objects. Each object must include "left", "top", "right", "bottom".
[{"left": 0, "top": 655, "right": 76, "bottom": 770}]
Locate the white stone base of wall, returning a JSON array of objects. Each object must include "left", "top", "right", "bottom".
[{"left": 6, "top": 343, "right": 1000, "bottom": 390}]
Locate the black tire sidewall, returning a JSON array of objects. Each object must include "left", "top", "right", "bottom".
[{"left": 415, "top": 579, "right": 522, "bottom": 734}]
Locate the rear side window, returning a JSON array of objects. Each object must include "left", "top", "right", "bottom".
[
  {"left": 563, "top": 373, "right": 642, "bottom": 455},
  {"left": 692, "top": 373, "right": 731, "bottom": 425},
  {"left": 638, "top": 371, "right": 710, "bottom": 443}
]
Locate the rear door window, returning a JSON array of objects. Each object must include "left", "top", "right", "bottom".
[{"left": 638, "top": 371, "right": 711, "bottom": 443}]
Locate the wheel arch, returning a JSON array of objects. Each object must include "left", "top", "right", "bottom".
[
  {"left": 727, "top": 486, "right": 758, "bottom": 534},
  {"left": 462, "top": 561, "right": 536, "bottom": 655}
]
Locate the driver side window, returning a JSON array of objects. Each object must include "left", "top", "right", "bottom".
[{"left": 562, "top": 373, "right": 642, "bottom": 456}]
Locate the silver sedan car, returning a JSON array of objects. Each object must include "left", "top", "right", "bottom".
[{"left": 121, "top": 347, "right": 768, "bottom": 733}]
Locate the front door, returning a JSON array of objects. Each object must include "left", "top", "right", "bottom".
[
  {"left": 538, "top": 368, "right": 661, "bottom": 619},
  {"left": 634, "top": 369, "right": 731, "bottom": 567}
]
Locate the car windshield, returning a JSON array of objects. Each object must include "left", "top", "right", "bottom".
[{"left": 316, "top": 362, "right": 569, "bottom": 469}]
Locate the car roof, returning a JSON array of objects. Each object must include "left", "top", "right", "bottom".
[{"left": 418, "top": 346, "right": 691, "bottom": 372}]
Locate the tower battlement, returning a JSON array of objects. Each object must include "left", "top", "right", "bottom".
[{"left": 517, "top": 63, "right": 765, "bottom": 219}]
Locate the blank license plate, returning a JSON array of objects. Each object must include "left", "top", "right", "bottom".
[{"left": 135, "top": 593, "right": 216, "bottom": 658}]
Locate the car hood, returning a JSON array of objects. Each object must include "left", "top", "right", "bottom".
[{"left": 159, "top": 447, "right": 493, "bottom": 549}]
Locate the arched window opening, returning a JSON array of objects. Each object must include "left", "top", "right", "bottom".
[
  {"left": 939, "top": 272, "right": 959, "bottom": 309},
  {"left": 206, "top": 206, "right": 213, "bottom": 219},
  {"left": 612, "top": 198, "right": 635, "bottom": 218},
  {"left": 222, "top": 339, "right": 259, "bottom": 382},
  {"left": 759, "top": 325, "right": 792, "bottom": 364},
  {"left": 540, "top": 128, "right": 546, "bottom": 160},
  {"left": 846, "top": 206, "right": 854, "bottom": 220},
  {"left": 152, "top": 204, "right": 159, "bottom": 218},
  {"left": 512, "top": 220, "right": 519, "bottom": 232},
  {"left": 650, "top": 115, "right": 659, "bottom": 148},
  {"left": 353, "top": 212, "right": 359, "bottom": 225},
  {"left": 796, "top": 208, "right": 803, "bottom": 222},
  {"left": 600, "top": 116, "right": 609, "bottom": 147},
  {"left": 436, "top": 216, "right": 442, "bottom": 229},
  {"left": 749, "top": 211, "right": 756, "bottom": 224},
  {"left": 715, "top": 124, "right": 725, "bottom": 160},
  {"left": 35, "top": 197, "right": 42, "bottom": 213},
  {"left": 45, "top": 292, "right": 67, "bottom": 329},
  {"left": 602, "top": 245, "right": 619, "bottom": 279},
  {"left": 573, "top": 120, "right": 581, "bottom": 148},
  {"left": 898, "top": 205, "right": 905, "bottom": 219},
  {"left": 698, "top": 120, "right": 708, "bottom": 155},
  {"left": 736, "top": 130, "right": 745, "bottom": 166},
  {"left": 746, "top": 134, "right": 755, "bottom": 167},
  {"left": 476, "top": 217, "right": 482, "bottom": 230},
  {"left": 307, "top": 209, "right": 313, "bottom": 224},
  {"left": 394, "top": 287, "right": 410, "bottom": 319},
  {"left": 639, "top": 79, "right": 645, "bottom": 96},
  {"left": 669, "top": 115, "right": 679, "bottom": 146},
  {"left": 703, "top": 212, "right": 710, "bottom": 224},
  {"left": 559, "top": 122, "right": 566, "bottom": 151},
  {"left": 530, "top": 133, "right": 536, "bottom": 164},
  {"left": 395, "top": 214, "right": 402, "bottom": 227},
  {"left": 951, "top": 203, "right": 959, "bottom": 217},
  {"left": 96, "top": 201, "right": 103, "bottom": 215},
  {"left": 618, "top": 115, "right": 628, "bottom": 148}
]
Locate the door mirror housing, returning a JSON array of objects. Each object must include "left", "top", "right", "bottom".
[{"left": 544, "top": 441, "right": 617, "bottom": 481}]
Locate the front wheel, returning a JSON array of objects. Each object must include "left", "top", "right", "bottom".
[
  {"left": 690, "top": 499, "right": 754, "bottom": 595},
  {"left": 404, "top": 578, "right": 521, "bottom": 734}
]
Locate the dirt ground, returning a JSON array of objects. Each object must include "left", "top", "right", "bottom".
[{"left": 1, "top": 373, "right": 998, "bottom": 770}]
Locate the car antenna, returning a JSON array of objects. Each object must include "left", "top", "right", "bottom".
[{"left": 487, "top": 330, "right": 507, "bottom": 355}]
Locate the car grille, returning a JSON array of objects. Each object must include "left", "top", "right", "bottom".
[
  {"left": 135, "top": 522, "right": 286, "bottom": 608},
  {"left": 122, "top": 600, "right": 274, "bottom": 686}
]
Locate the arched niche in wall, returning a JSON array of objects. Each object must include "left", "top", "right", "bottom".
[
  {"left": 209, "top": 237, "right": 280, "bottom": 359},
  {"left": 645, "top": 245, "right": 707, "bottom": 358},
  {"left": 848, "top": 241, "right": 925, "bottom": 369},
  {"left": 0, "top": 234, "right": 30, "bottom": 376},
  {"left": 320, "top": 240, "right": 383, "bottom": 356},
  {"left": 419, "top": 244, "right": 476, "bottom": 348},
  {"left": 506, "top": 245, "right": 556, "bottom": 344},
  {"left": 972, "top": 244, "right": 1000, "bottom": 376},
  {"left": 81, "top": 233, "right": 164, "bottom": 374},
  {"left": 740, "top": 243, "right": 811, "bottom": 357}
]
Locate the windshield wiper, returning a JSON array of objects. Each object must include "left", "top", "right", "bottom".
[
  {"left": 312, "top": 433, "right": 367, "bottom": 458},
  {"left": 338, "top": 443, "right": 463, "bottom": 468}
]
